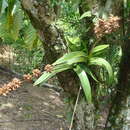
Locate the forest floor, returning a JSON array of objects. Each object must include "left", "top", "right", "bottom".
[{"left": 0, "top": 71, "right": 69, "bottom": 130}]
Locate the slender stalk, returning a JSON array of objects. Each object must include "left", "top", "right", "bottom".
[{"left": 69, "top": 86, "right": 82, "bottom": 130}]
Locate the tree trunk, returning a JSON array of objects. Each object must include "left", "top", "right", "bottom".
[
  {"left": 21, "top": 0, "right": 95, "bottom": 130},
  {"left": 105, "top": 1, "right": 130, "bottom": 129},
  {"left": 21, "top": 0, "right": 79, "bottom": 95},
  {"left": 105, "top": 31, "right": 130, "bottom": 130}
]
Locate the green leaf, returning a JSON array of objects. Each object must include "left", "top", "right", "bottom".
[
  {"left": 0, "top": 1, "right": 23, "bottom": 41},
  {"left": 0, "top": 0, "right": 8, "bottom": 14},
  {"left": 24, "top": 24, "right": 41, "bottom": 50},
  {"left": 74, "top": 65, "right": 92, "bottom": 103},
  {"left": 34, "top": 64, "right": 71, "bottom": 86},
  {"left": 11, "top": 8, "right": 23, "bottom": 40},
  {"left": 80, "top": 64, "right": 99, "bottom": 82},
  {"left": 53, "top": 51, "right": 87, "bottom": 65},
  {"left": 91, "top": 45, "right": 109, "bottom": 56},
  {"left": 71, "top": 0, "right": 81, "bottom": 9},
  {"left": 34, "top": 51, "right": 88, "bottom": 86},
  {"left": 89, "top": 57, "right": 113, "bottom": 84},
  {"left": 67, "top": 37, "right": 80, "bottom": 45},
  {"left": 79, "top": 11, "right": 92, "bottom": 20},
  {"left": 8, "top": 0, "right": 16, "bottom": 14},
  {"left": 66, "top": 56, "right": 87, "bottom": 65}
]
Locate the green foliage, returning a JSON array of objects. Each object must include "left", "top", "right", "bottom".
[
  {"left": 79, "top": 11, "right": 92, "bottom": 20},
  {"left": 13, "top": 44, "right": 43, "bottom": 74},
  {"left": 0, "top": 0, "right": 43, "bottom": 74},
  {"left": 0, "top": 0, "right": 8, "bottom": 14},
  {"left": 34, "top": 45, "right": 113, "bottom": 103},
  {"left": 0, "top": 0, "right": 23, "bottom": 41},
  {"left": 24, "top": 24, "right": 42, "bottom": 50},
  {"left": 90, "top": 45, "right": 109, "bottom": 56},
  {"left": 0, "top": 0, "right": 122, "bottom": 106},
  {"left": 74, "top": 65, "right": 92, "bottom": 103},
  {"left": 89, "top": 57, "right": 113, "bottom": 85},
  {"left": 53, "top": 51, "right": 87, "bottom": 65},
  {"left": 0, "top": 0, "right": 41, "bottom": 48},
  {"left": 80, "top": 64, "right": 99, "bottom": 82}
]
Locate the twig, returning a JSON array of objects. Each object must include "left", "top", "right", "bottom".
[{"left": 69, "top": 86, "right": 82, "bottom": 130}]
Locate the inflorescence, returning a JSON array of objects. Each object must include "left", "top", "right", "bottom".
[
  {"left": 0, "top": 65, "right": 54, "bottom": 96},
  {"left": 94, "top": 15, "right": 120, "bottom": 38},
  {"left": 0, "top": 78, "right": 22, "bottom": 96}
]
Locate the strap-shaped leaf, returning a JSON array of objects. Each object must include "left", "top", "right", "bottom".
[
  {"left": 80, "top": 64, "right": 99, "bottom": 82},
  {"left": 79, "top": 11, "right": 92, "bottom": 20},
  {"left": 53, "top": 51, "right": 87, "bottom": 65},
  {"left": 34, "top": 51, "right": 88, "bottom": 86},
  {"left": 34, "top": 64, "right": 71, "bottom": 86},
  {"left": 74, "top": 65, "right": 92, "bottom": 104},
  {"left": 66, "top": 56, "right": 87, "bottom": 65},
  {"left": 89, "top": 57, "right": 113, "bottom": 84},
  {"left": 91, "top": 45, "right": 109, "bottom": 56}
]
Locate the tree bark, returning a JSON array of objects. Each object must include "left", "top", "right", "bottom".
[
  {"left": 105, "top": 1, "right": 130, "bottom": 129},
  {"left": 21, "top": 0, "right": 95, "bottom": 130},
  {"left": 21, "top": 0, "right": 79, "bottom": 95},
  {"left": 105, "top": 29, "right": 130, "bottom": 130}
]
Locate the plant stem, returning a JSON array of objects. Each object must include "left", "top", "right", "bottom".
[{"left": 69, "top": 86, "right": 82, "bottom": 130}]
